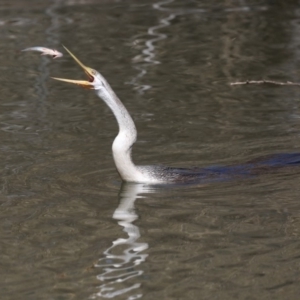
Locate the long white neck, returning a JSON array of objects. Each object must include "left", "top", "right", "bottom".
[{"left": 95, "top": 82, "right": 147, "bottom": 182}]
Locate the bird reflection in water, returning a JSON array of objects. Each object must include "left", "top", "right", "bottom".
[{"left": 91, "top": 183, "right": 154, "bottom": 299}]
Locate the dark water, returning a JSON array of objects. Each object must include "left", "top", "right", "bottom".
[{"left": 1, "top": 0, "right": 300, "bottom": 299}]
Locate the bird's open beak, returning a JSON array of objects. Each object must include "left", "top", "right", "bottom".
[{"left": 52, "top": 46, "right": 95, "bottom": 89}]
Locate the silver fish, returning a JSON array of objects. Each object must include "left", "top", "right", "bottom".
[{"left": 21, "top": 47, "right": 63, "bottom": 59}]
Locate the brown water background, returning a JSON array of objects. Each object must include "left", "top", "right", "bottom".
[{"left": 1, "top": 0, "right": 300, "bottom": 299}]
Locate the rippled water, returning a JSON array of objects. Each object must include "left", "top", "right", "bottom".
[{"left": 1, "top": 0, "right": 300, "bottom": 299}]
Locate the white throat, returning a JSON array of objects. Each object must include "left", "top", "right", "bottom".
[{"left": 95, "top": 82, "right": 158, "bottom": 183}]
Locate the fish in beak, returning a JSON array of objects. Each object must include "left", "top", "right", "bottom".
[{"left": 52, "top": 46, "right": 95, "bottom": 89}]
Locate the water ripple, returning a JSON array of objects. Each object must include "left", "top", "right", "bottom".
[
  {"left": 128, "top": 0, "right": 268, "bottom": 95},
  {"left": 128, "top": 0, "right": 177, "bottom": 94},
  {"left": 91, "top": 184, "right": 153, "bottom": 299}
]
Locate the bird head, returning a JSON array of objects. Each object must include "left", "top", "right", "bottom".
[{"left": 52, "top": 46, "right": 103, "bottom": 90}]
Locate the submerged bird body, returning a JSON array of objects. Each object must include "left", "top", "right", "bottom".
[
  {"left": 53, "top": 47, "right": 300, "bottom": 184},
  {"left": 121, "top": 152, "right": 300, "bottom": 184}
]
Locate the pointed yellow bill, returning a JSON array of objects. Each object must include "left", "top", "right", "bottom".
[
  {"left": 52, "top": 45, "right": 95, "bottom": 89},
  {"left": 51, "top": 77, "right": 94, "bottom": 88}
]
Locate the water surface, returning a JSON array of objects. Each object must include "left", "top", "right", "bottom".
[{"left": 1, "top": 0, "right": 300, "bottom": 299}]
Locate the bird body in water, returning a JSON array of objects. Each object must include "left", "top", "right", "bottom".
[{"left": 53, "top": 47, "right": 300, "bottom": 184}]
